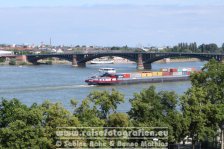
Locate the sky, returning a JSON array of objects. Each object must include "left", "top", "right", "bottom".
[{"left": 0, "top": 0, "right": 224, "bottom": 47}]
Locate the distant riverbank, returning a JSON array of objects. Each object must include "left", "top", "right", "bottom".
[
  {"left": 0, "top": 57, "right": 202, "bottom": 66},
  {"left": 155, "top": 58, "right": 201, "bottom": 63}
]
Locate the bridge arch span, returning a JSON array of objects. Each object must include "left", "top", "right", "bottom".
[
  {"left": 144, "top": 53, "right": 213, "bottom": 64},
  {"left": 27, "top": 54, "right": 73, "bottom": 64},
  {"left": 77, "top": 53, "right": 137, "bottom": 63}
]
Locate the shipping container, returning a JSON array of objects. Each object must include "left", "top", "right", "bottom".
[
  {"left": 187, "top": 68, "right": 192, "bottom": 71},
  {"left": 146, "top": 73, "right": 152, "bottom": 77},
  {"left": 182, "top": 71, "right": 188, "bottom": 75},
  {"left": 162, "top": 72, "right": 170, "bottom": 76},
  {"left": 123, "top": 73, "right": 131, "bottom": 78},
  {"left": 160, "top": 68, "right": 168, "bottom": 72},
  {"left": 141, "top": 73, "right": 147, "bottom": 77},
  {"left": 157, "top": 72, "right": 163, "bottom": 76},
  {"left": 152, "top": 72, "right": 158, "bottom": 76},
  {"left": 115, "top": 73, "right": 124, "bottom": 78},
  {"left": 171, "top": 72, "right": 182, "bottom": 76},
  {"left": 177, "top": 68, "right": 182, "bottom": 72},
  {"left": 140, "top": 71, "right": 152, "bottom": 77},
  {"left": 182, "top": 68, "right": 188, "bottom": 71},
  {"left": 170, "top": 68, "right": 177, "bottom": 72},
  {"left": 131, "top": 73, "right": 141, "bottom": 78}
]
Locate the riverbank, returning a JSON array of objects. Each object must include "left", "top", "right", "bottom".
[
  {"left": 155, "top": 58, "right": 201, "bottom": 63},
  {"left": 0, "top": 57, "right": 202, "bottom": 66}
]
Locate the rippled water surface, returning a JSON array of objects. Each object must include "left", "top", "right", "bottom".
[{"left": 0, "top": 61, "right": 205, "bottom": 111}]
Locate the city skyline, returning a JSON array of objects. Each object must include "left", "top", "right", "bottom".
[{"left": 0, "top": 0, "right": 223, "bottom": 46}]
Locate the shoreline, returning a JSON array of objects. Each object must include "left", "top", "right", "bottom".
[{"left": 0, "top": 58, "right": 202, "bottom": 66}]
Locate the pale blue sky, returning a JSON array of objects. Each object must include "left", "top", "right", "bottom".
[{"left": 0, "top": 0, "right": 224, "bottom": 46}]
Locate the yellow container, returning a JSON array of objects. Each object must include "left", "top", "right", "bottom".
[
  {"left": 146, "top": 73, "right": 152, "bottom": 77},
  {"left": 141, "top": 73, "right": 147, "bottom": 77},
  {"left": 157, "top": 72, "right": 162, "bottom": 76},
  {"left": 152, "top": 72, "right": 158, "bottom": 76}
]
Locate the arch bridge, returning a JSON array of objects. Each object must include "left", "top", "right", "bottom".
[{"left": 26, "top": 52, "right": 224, "bottom": 70}]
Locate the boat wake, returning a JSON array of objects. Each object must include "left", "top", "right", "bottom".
[{"left": 0, "top": 84, "right": 95, "bottom": 94}]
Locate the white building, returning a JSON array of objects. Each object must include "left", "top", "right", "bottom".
[{"left": 0, "top": 50, "right": 14, "bottom": 56}]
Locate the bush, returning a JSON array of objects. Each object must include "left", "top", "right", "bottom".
[
  {"left": 0, "top": 57, "right": 6, "bottom": 63},
  {"left": 9, "top": 58, "right": 16, "bottom": 65}
]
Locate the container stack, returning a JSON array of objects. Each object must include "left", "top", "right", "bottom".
[
  {"left": 116, "top": 73, "right": 131, "bottom": 78},
  {"left": 141, "top": 72, "right": 153, "bottom": 77},
  {"left": 160, "top": 67, "right": 195, "bottom": 76},
  {"left": 131, "top": 73, "right": 141, "bottom": 78},
  {"left": 130, "top": 67, "right": 196, "bottom": 79}
]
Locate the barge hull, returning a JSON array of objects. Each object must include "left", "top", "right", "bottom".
[{"left": 86, "top": 76, "right": 190, "bottom": 85}]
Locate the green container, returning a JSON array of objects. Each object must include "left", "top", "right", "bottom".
[{"left": 177, "top": 68, "right": 182, "bottom": 72}]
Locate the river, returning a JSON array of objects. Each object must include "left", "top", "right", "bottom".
[{"left": 0, "top": 61, "right": 205, "bottom": 112}]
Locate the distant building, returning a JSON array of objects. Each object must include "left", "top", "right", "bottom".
[
  {"left": 56, "top": 49, "right": 64, "bottom": 53},
  {"left": 0, "top": 50, "right": 14, "bottom": 55}
]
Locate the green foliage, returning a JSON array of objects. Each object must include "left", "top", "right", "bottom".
[
  {"left": 13, "top": 50, "right": 32, "bottom": 55},
  {"left": 0, "top": 99, "right": 50, "bottom": 148},
  {"left": 87, "top": 89, "right": 124, "bottom": 119},
  {"left": 0, "top": 57, "right": 6, "bottom": 63},
  {"left": 182, "top": 59, "right": 224, "bottom": 147},
  {"left": 181, "top": 87, "right": 214, "bottom": 144},
  {"left": 222, "top": 43, "right": 224, "bottom": 51},
  {"left": 191, "top": 59, "right": 224, "bottom": 104},
  {"left": 9, "top": 58, "right": 16, "bottom": 65},
  {"left": 128, "top": 86, "right": 183, "bottom": 143},
  {"left": 129, "top": 86, "right": 162, "bottom": 125},
  {"left": 41, "top": 101, "right": 80, "bottom": 148},
  {"left": 198, "top": 43, "right": 219, "bottom": 53},
  {"left": 74, "top": 98, "right": 105, "bottom": 127},
  {"left": 18, "top": 62, "right": 27, "bottom": 65},
  {"left": 74, "top": 89, "right": 124, "bottom": 127},
  {"left": 107, "top": 113, "right": 129, "bottom": 127},
  {"left": 166, "top": 42, "right": 223, "bottom": 53}
]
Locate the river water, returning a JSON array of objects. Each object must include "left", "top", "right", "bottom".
[{"left": 0, "top": 61, "right": 205, "bottom": 112}]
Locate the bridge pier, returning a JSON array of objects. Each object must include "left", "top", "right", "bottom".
[
  {"left": 137, "top": 54, "right": 144, "bottom": 70},
  {"left": 72, "top": 55, "right": 78, "bottom": 67},
  {"left": 16, "top": 55, "right": 27, "bottom": 63},
  {"left": 143, "top": 63, "right": 152, "bottom": 70}
]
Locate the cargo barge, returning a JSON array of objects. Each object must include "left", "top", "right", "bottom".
[{"left": 85, "top": 68, "right": 195, "bottom": 85}]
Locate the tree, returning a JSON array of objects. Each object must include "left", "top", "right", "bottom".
[
  {"left": 9, "top": 58, "right": 16, "bottom": 65},
  {"left": 73, "top": 98, "right": 105, "bottom": 127},
  {"left": 72, "top": 90, "right": 125, "bottom": 149},
  {"left": 207, "top": 43, "right": 218, "bottom": 53},
  {"left": 86, "top": 89, "right": 124, "bottom": 119},
  {"left": 0, "top": 99, "right": 50, "bottom": 148},
  {"left": 73, "top": 89, "right": 124, "bottom": 126},
  {"left": 222, "top": 43, "right": 224, "bottom": 52},
  {"left": 198, "top": 43, "right": 218, "bottom": 53},
  {"left": 107, "top": 113, "right": 129, "bottom": 127},
  {"left": 128, "top": 86, "right": 162, "bottom": 126},
  {"left": 184, "top": 59, "right": 224, "bottom": 147},
  {"left": 128, "top": 86, "right": 184, "bottom": 143},
  {"left": 41, "top": 101, "right": 80, "bottom": 148},
  {"left": 181, "top": 87, "right": 215, "bottom": 149},
  {"left": 111, "top": 46, "right": 120, "bottom": 50},
  {"left": 159, "top": 91, "right": 187, "bottom": 143},
  {"left": 0, "top": 57, "right": 6, "bottom": 63}
]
